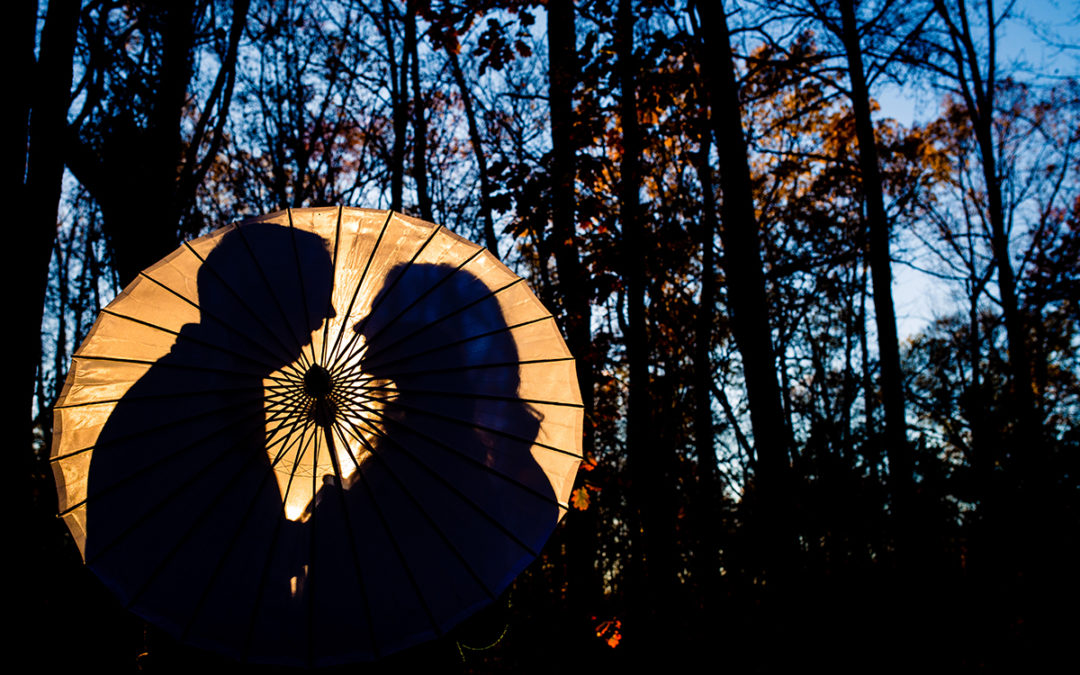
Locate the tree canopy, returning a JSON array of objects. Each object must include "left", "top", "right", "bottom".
[{"left": 17, "top": 0, "right": 1080, "bottom": 670}]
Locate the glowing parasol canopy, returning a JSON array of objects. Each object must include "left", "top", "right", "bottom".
[{"left": 51, "top": 207, "right": 582, "bottom": 666}]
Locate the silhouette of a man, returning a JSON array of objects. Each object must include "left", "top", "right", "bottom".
[{"left": 86, "top": 222, "right": 335, "bottom": 661}]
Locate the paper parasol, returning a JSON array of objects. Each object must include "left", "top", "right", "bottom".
[{"left": 51, "top": 207, "right": 583, "bottom": 666}]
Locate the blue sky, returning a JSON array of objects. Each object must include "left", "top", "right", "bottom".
[{"left": 878, "top": 0, "right": 1080, "bottom": 339}]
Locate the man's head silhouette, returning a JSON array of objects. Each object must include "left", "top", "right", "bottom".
[{"left": 195, "top": 222, "right": 336, "bottom": 370}]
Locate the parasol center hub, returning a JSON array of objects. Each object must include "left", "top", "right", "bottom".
[{"left": 304, "top": 365, "right": 334, "bottom": 399}]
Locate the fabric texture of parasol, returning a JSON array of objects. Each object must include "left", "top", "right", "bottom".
[{"left": 51, "top": 207, "right": 583, "bottom": 666}]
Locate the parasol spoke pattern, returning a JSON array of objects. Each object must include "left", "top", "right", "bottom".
[{"left": 52, "top": 208, "right": 582, "bottom": 666}]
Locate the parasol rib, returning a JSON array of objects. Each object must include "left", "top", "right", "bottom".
[
  {"left": 120, "top": 407, "right": 313, "bottom": 611},
  {"left": 82, "top": 398, "right": 313, "bottom": 565},
  {"left": 341, "top": 315, "right": 556, "bottom": 383},
  {"left": 339, "top": 218, "right": 444, "bottom": 351},
  {"left": 329, "top": 393, "right": 569, "bottom": 513},
  {"left": 243, "top": 414, "right": 321, "bottom": 661},
  {"left": 53, "top": 384, "right": 261, "bottom": 410},
  {"left": 233, "top": 221, "right": 318, "bottom": 370},
  {"left": 137, "top": 268, "right": 302, "bottom": 374},
  {"left": 321, "top": 422, "right": 380, "bottom": 659},
  {"left": 320, "top": 207, "right": 344, "bottom": 366},
  {"left": 307, "top": 419, "right": 320, "bottom": 666},
  {"left": 332, "top": 408, "right": 500, "bottom": 600},
  {"left": 329, "top": 418, "right": 444, "bottom": 636},
  {"left": 342, "top": 397, "right": 555, "bottom": 554},
  {"left": 183, "top": 239, "right": 314, "bottom": 374},
  {"left": 356, "top": 383, "right": 584, "bottom": 409},
  {"left": 333, "top": 244, "right": 484, "bottom": 369},
  {"left": 57, "top": 395, "right": 295, "bottom": 517},
  {"left": 179, "top": 404, "right": 323, "bottom": 643},
  {"left": 326, "top": 211, "right": 394, "bottom": 362},
  {"left": 346, "top": 356, "right": 575, "bottom": 380},
  {"left": 367, "top": 395, "right": 582, "bottom": 459},
  {"left": 287, "top": 209, "right": 318, "bottom": 378},
  {"left": 354, "top": 278, "right": 526, "bottom": 370},
  {"left": 61, "top": 353, "right": 306, "bottom": 395},
  {"left": 98, "top": 308, "right": 294, "bottom": 377},
  {"left": 52, "top": 388, "right": 271, "bottom": 463}
]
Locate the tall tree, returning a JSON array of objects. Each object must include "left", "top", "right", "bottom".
[
  {"left": 375, "top": 0, "right": 410, "bottom": 211},
  {"left": 18, "top": 0, "right": 79, "bottom": 417},
  {"left": 445, "top": 41, "right": 499, "bottom": 255},
  {"left": 546, "top": 0, "right": 599, "bottom": 632},
  {"left": 691, "top": 103, "right": 722, "bottom": 607},
  {"left": 220, "top": 0, "right": 384, "bottom": 215},
  {"left": 930, "top": 0, "right": 1038, "bottom": 446},
  {"left": 693, "top": 0, "right": 793, "bottom": 571},
  {"left": 617, "top": 0, "right": 670, "bottom": 648},
  {"left": 65, "top": 0, "right": 249, "bottom": 286},
  {"left": 406, "top": 0, "right": 433, "bottom": 220},
  {"left": 13, "top": 0, "right": 80, "bottom": 658},
  {"left": 833, "top": 0, "right": 923, "bottom": 522}
]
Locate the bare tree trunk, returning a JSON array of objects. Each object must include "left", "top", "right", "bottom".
[
  {"left": 547, "top": 0, "right": 597, "bottom": 635},
  {"left": 695, "top": 1, "right": 792, "bottom": 569},
  {"left": 934, "top": 0, "right": 1038, "bottom": 448},
  {"left": 548, "top": 0, "right": 592, "bottom": 449},
  {"left": 22, "top": 0, "right": 79, "bottom": 411},
  {"left": 384, "top": 0, "right": 408, "bottom": 211},
  {"left": 5, "top": 0, "right": 35, "bottom": 208},
  {"left": 692, "top": 120, "right": 722, "bottom": 608},
  {"left": 65, "top": 0, "right": 189, "bottom": 286},
  {"left": 66, "top": 1, "right": 249, "bottom": 286},
  {"left": 618, "top": 0, "right": 671, "bottom": 651},
  {"left": 837, "top": 0, "right": 913, "bottom": 522},
  {"left": 406, "top": 0, "right": 431, "bottom": 220},
  {"left": 177, "top": 0, "right": 250, "bottom": 235},
  {"left": 976, "top": 119, "right": 1034, "bottom": 432},
  {"left": 933, "top": 1, "right": 1049, "bottom": 646},
  {"left": 14, "top": 0, "right": 79, "bottom": 658},
  {"left": 447, "top": 47, "right": 499, "bottom": 257},
  {"left": 858, "top": 260, "right": 880, "bottom": 482},
  {"left": 53, "top": 234, "right": 71, "bottom": 398},
  {"left": 841, "top": 262, "right": 858, "bottom": 462},
  {"left": 968, "top": 286, "right": 988, "bottom": 483}
]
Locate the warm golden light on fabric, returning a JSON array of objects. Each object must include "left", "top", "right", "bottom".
[{"left": 51, "top": 207, "right": 582, "bottom": 666}]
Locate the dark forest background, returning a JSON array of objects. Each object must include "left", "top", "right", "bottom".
[{"left": 13, "top": 0, "right": 1080, "bottom": 672}]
